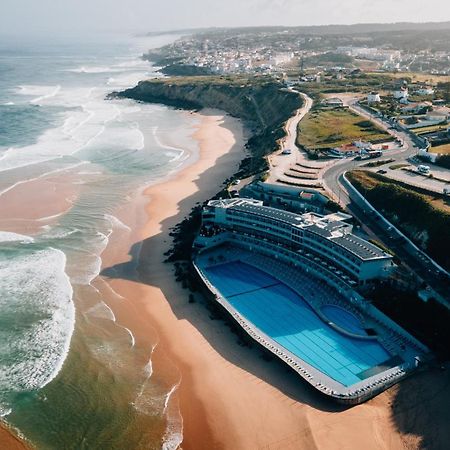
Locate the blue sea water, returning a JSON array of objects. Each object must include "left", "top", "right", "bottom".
[{"left": 0, "top": 32, "right": 193, "bottom": 448}]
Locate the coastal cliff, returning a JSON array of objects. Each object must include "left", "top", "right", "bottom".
[{"left": 113, "top": 76, "right": 303, "bottom": 175}]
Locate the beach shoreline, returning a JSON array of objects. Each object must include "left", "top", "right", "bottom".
[
  {"left": 0, "top": 423, "right": 31, "bottom": 450},
  {"left": 103, "top": 108, "right": 246, "bottom": 448}
]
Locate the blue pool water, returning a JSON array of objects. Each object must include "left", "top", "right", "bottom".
[
  {"left": 321, "top": 305, "right": 368, "bottom": 336},
  {"left": 204, "top": 261, "right": 391, "bottom": 387}
]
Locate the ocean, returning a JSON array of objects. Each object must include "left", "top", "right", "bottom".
[{"left": 0, "top": 32, "right": 196, "bottom": 449}]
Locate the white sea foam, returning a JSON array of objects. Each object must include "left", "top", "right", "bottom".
[
  {"left": 2, "top": 101, "right": 15, "bottom": 106},
  {"left": 162, "top": 381, "right": 184, "bottom": 450},
  {"left": 163, "top": 383, "right": 179, "bottom": 414},
  {"left": 31, "top": 85, "right": 61, "bottom": 105},
  {"left": 48, "top": 228, "right": 81, "bottom": 240},
  {"left": 132, "top": 343, "right": 159, "bottom": 414},
  {"left": 114, "top": 59, "right": 153, "bottom": 69},
  {"left": 104, "top": 214, "right": 131, "bottom": 232},
  {"left": 0, "top": 231, "right": 34, "bottom": 243},
  {"left": 36, "top": 211, "right": 66, "bottom": 223},
  {"left": 17, "top": 84, "right": 61, "bottom": 104},
  {"left": 95, "top": 277, "right": 126, "bottom": 301},
  {"left": 66, "top": 229, "right": 109, "bottom": 286},
  {"left": 0, "top": 248, "right": 74, "bottom": 397},
  {"left": 66, "top": 66, "right": 125, "bottom": 74},
  {"left": 106, "top": 72, "right": 149, "bottom": 89},
  {"left": 0, "top": 86, "right": 123, "bottom": 173},
  {"left": 1, "top": 60, "right": 158, "bottom": 179},
  {"left": 162, "top": 419, "right": 183, "bottom": 450},
  {"left": 151, "top": 126, "right": 186, "bottom": 162},
  {"left": 85, "top": 298, "right": 136, "bottom": 348},
  {"left": 71, "top": 253, "right": 102, "bottom": 286},
  {"left": 76, "top": 170, "right": 104, "bottom": 175},
  {"left": 0, "top": 160, "right": 87, "bottom": 198},
  {"left": 0, "top": 406, "right": 12, "bottom": 418},
  {"left": 86, "top": 300, "right": 116, "bottom": 322},
  {"left": 123, "top": 327, "right": 136, "bottom": 348}
]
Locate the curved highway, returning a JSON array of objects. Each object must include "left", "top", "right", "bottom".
[{"left": 267, "top": 91, "right": 314, "bottom": 183}]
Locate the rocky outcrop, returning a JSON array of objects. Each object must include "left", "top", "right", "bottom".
[{"left": 113, "top": 77, "right": 301, "bottom": 132}]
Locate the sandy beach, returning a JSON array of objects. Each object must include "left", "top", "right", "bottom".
[
  {"left": 101, "top": 108, "right": 448, "bottom": 450},
  {"left": 0, "top": 423, "right": 30, "bottom": 450}
]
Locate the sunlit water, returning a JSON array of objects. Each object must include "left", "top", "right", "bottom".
[{"left": 0, "top": 32, "right": 193, "bottom": 449}]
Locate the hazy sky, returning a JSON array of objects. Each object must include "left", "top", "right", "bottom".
[{"left": 1, "top": 0, "right": 450, "bottom": 35}]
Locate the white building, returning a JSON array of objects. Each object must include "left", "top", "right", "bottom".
[
  {"left": 367, "top": 92, "right": 381, "bottom": 104},
  {"left": 394, "top": 87, "right": 408, "bottom": 101},
  {"left": 415, "top": 87, "right": 435, "bottom": 96},
  {"left": 195, "top": 198, "right": 395, "bottom": 285}
]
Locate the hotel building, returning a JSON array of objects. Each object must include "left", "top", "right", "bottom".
[
  {"left": 192, "top": 198, "right": 428, "bottom": 404},
  {"left": 195, "top": 198, "right": 394, "bottom": 287}
]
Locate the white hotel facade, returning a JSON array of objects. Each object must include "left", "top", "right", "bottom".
[{"left": 195, "top": 198, "right": 395, "bottom": 287}]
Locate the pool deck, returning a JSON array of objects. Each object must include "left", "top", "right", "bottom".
[{"left": 193, "top": 244, "right": 430, "bottom": 404}]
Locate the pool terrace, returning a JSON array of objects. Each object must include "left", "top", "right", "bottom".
[{"left": 194, "top": 244, "right": 429, "bottom": 403}]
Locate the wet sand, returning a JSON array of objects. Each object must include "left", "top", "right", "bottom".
[
  {"left": 0, "top": 170, "right": 82, "bottom": 235},
  {"left": 0, "top": 424, "right": 30, "bottom": 450}
]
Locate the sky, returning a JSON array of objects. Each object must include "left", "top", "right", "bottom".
[{"left": 1, "top": 0, "right": 450, "bottom": 36}]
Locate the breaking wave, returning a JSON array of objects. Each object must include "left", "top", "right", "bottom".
[{"left": 0, "top": 246, "right": 74, "bottom": 412}]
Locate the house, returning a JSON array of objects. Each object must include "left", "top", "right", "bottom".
[
  {"left": 400, "top": 102, "right": 432, "bottom": 115},
  {"left": 425, "top": 107, "right": 450, "bottom": 122},
  {"left": 394, "top": 86, "right": 408, "bottom": 101},
  {"left": 329, "top": 144, "right": 359, "bottom": 157},
  {"left": 353, "top": 140, "right": 373, "bottom": 150},
  {"left": 415, "top": 86, "right": 435, "bottom": 96},
  {"left": 330, "top": 141, "right": 372, "bottom": 157},
  {"left": 367, "top": 92, "right": 381, "bottom": 104}
]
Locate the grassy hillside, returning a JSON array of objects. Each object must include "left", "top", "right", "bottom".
[
  {"left": 296, "top": 107, "right": 389, "bottom": 152},
  {"left": 347, "top": 170, "right": 450, "bottom": 270},
  {"left": 430, "top": 143, "right": 450, "bottom": 155}
]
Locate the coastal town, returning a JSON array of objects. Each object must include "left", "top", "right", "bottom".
[{"left": 146, "top": 25, "right": 450, "bottom": 76}]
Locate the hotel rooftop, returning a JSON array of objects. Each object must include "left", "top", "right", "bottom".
[{"left": 206, "top": 198, "right": 389, "bottom": 261}]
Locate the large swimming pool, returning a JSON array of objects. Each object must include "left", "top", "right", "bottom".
[{"left": 204, "top": 261, "right": 392, "bottom": 387}]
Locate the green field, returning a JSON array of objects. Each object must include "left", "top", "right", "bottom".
[
  {"left": 413, "top": 124, "right": 449, "bottom": 135},
  {"left": 430, "top": 143, "right": 450, "bottom": 155},
  {"left": 368, "top": 71, "right": 450, "bottom": 84},
  {"left": 297, "top": 108, "right": 389, "bottom": 150}
]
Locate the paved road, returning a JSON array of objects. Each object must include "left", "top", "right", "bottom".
[
  {"left": 267, "top": 92, "right": 319, "bottom": 184},
  {"left": 364, "top": 164, "right": 450, "bottom": 194},
  {"left": 321, "top": 101, "right": 450, "bottom": 304}
]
